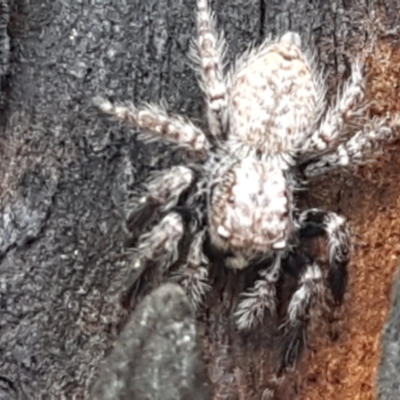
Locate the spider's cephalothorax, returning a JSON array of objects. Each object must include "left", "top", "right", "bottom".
[
  {"left": 95, "top": 0, "right": 399, "bottom": 368},
  {"left": 208, "top": 157, "right": 294, "bottom": 269}
]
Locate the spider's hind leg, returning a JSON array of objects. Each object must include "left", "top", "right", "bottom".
[
  {"left": 95, "top": 98, "right": 210, "bottom": 156},
  {"left": 191, "top": 0, "right": 229, "bottom": 139},
  {"left": 298, "top": 208, "right": 351, "bottom": 304},
  {"left": 304, "top": 116, "right": 400, "bottom": 177},
  {"left": 302, "top": 60, "right": 364, "bottom": 157}
]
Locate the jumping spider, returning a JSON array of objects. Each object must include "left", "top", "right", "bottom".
[{"left": 95, "top": 0, "right": 399, "bottom": 367}]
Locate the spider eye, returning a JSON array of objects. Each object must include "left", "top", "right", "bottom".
[
  {"left": 272, "top": 239, "right": 286, "bottom": 250},
  {"left": 217, "top": 225, "right": 230, "bottom": 239}
]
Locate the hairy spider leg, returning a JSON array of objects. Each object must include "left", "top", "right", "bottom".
[
  {"left": 278, "top": 250, "right": 323, "bottom": 369},
  {"left": 191, "top": 0, "right": 229, "bottom": 139},
  {"left": 304, "top": 115, "right": 400, "bottom": 176},
  {"left": 302, "top": 61, "right": 364, "bottom": 157},
  {"left": 124, "top": 166, "right": 195, "bottom": 239},
  {"left": 177, "top": 229, "right": 211, "bottom": 309},
  {"left": 234, "top": 254, "right": 281, "bottom": 330},
  {"left": 126, "top": 213, "right": 185, "bottom": 291},
  {"left": 94, "top": 97, "right": 210, "bottom": 157},
  {"left": 298, "top": 208, "right": 351, "bottom": 304}
]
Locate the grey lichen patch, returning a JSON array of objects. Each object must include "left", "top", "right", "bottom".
[{"left": 90, "top": 283, "right": 211, "bottom": 400}]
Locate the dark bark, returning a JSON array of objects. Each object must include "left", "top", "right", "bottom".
[
  {"left": 0, "top": 0, "right": 398, "bottom": 399},
  {"left": 377, "top": 259, "right": 400, "bottom": 400}
]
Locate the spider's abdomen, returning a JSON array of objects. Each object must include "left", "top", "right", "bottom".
[
  {"left": 209, "top": 158, "right": 293, "bottom": 267},
  {"left": 228, "top": 36, "right": 317, "bottom": 159}
]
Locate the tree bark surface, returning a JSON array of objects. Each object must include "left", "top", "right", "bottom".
[{"left": 0, "top": 0, "right": 400, "bottom": 399}]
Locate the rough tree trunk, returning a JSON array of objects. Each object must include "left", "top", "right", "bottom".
[{"left": 0, "top": 0, "right": 399, "bottom": 399}]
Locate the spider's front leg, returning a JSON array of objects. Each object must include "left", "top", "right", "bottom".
[
  {"left": 177, "top": 229, "right": 211, "bottom": 310},
  {"left": 125, "top": 212, "right": 186, "bottom": 294},
  {"left": 192, "top": 0, "right": 229, "bottom": 139},
  {"left": 234, "top": 254, "right": 281, "bottom": 330},
  {"left": 298, "top": 208, "right": 351, "bottom": 304},
  {"left": 303, "top": 116, "right": 400, "bottom": 177},
  {"left": 125, "top": 166, "right": 195, "bottom": 239},
  {"left": 279, "top": 250, "right": 324, "bottom": 369}
]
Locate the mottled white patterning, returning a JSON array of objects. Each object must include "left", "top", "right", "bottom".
[
  {"left": 95, "top": 0, "right": 399, "bottom": 369},
  {"left": 228, "top": 34, "right": 318, "bottom": 162},
  {"left": 210, "top": 158, "right": 292, "bottom": 264}
]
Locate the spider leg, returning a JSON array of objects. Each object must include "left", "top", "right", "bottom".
[
  {"left": 279, "top": 257, "right": 323, "bottom": 369},
  {"left": 303, "top": 116, "right": 400, "bottom": 177},
  {"left": 191, "top": 0, "right": 229, "bottom": 139},
  {"left": 298, "top": 208, "right": 351, "bottom": 304},
  {"left": 302, "top": 60, "right": 364, "bottom": 156},
  {"left": 178, "top": 229, "right": 211, "bottom": 309},
  {"left": 126, "top": 212, "right": 185, "bottom": 290},
  {"left": 125, "top": 166, "right": 195, "bottom": 238},
  {"left": 94, "top": 97, "right": 210, "bottom": 157},
  {"left": 235, "top": 254, "right": 281, "bottom": 330}
]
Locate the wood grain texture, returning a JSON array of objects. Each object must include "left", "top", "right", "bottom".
[{"left": 0, "top": 0, "right": 399, "bottom": 399}]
